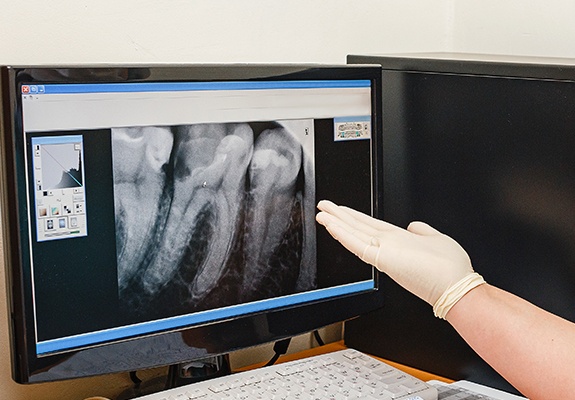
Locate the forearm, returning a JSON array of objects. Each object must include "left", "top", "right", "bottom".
[
  {"left": 446, "top": 283, "right": 575, "bottom": 399},
  {"left": 315, "top": 201, "right": 575, "bottom": 397}
]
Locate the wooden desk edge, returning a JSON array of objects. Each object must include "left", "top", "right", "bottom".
[{"left": 237, "top": 340, "right": 453, "bottom": 384}]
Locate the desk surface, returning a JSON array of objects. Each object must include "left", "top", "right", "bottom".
[{"left": 240, "top": 340, "right": 453, "bottom": 384}]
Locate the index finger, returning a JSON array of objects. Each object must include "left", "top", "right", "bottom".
[
  {"left": 317, "top": 200, "right": 399, "bottom": 235},
  {"left": 316, "top": 210, "right": 380, "bottom": 265}
]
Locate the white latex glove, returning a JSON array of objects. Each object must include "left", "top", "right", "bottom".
[{"left": 316, "top": 200, "right": 485, "bottom": 318}]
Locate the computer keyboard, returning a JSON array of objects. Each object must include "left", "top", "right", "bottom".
[{"left": 133, "top": 348, "right": 439, "bottom": 399}]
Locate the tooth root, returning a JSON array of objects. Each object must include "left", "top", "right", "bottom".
[
  {"left": 245, "top": 194, "right": 304, "bottom": 301},
  {"left": 112, "top": 126, "right": 173, "bottom": 292}
]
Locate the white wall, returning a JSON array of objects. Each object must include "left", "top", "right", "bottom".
[
  {"left": 0, "top": 0, "right": 451, "bottom": 65},
  {"left": 0, "top": 1, "right": 450, "bottom": 399},
  {"left": 452, "top": 0, "right": 575, "bottom": 58}
]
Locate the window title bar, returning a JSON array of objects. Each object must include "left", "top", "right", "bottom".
[{"left": 22, "top": 80, "right": 371, "bottom": 95}]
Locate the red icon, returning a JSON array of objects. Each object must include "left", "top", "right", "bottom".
[{"left": 22, "top": 86, "right": 30, "bottom": 94}]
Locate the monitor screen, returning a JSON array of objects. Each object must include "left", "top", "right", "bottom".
[{"left": 0, "top": 65, "right": 384, "bottom": 383}]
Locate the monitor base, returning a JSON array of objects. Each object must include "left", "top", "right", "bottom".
[{"left": 116, "top": 354, "right": 231, "bottom": 399}]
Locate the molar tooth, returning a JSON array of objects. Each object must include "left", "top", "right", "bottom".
[
  {"left": 112, "top": 126, "right": 174, "bottom": 293},
  {"left": 140, "top": 123, "right": 254, "bottom": 299},
  {"left": 240, "top": 126, "right": 303, "bottom": 301},
  {"left": 189, "top": 125, "right": 254, "bottom": 300}
]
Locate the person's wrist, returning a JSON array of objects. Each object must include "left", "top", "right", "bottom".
[{"left": 433, "top": 272, "right": 486, "bottom": 319}]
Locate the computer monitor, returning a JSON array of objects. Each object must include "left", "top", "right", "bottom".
[
  {"left": 345, "top": 53, "right": 575, "bottom": 394},
  {"left": 0, "top": 65, "right": 384, "bottom": 384}
]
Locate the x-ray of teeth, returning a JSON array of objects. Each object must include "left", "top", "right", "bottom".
[{"left": 112, "top": 121, "right": 316, "bottom": 319}]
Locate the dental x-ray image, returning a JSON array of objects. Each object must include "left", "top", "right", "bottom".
[{"left": 112, "top": 121, "right": 316, "bottom": 320}]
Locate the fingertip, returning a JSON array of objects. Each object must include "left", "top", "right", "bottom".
[
  {"left": 317, "top": 199, "right": 336, "bottom": 211},
  {"left": 315, "top": 210, "right": 331, "bottom": 226}
]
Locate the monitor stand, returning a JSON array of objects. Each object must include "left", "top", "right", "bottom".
[{"left": 116, "top": 354, "right": 231, "bottom": 400}]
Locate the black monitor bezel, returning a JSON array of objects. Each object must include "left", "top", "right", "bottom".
[{"left": 1, "top": 64, "right": 384, "bottom": 383}]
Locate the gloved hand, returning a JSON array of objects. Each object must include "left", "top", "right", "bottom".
[{"left": 316, "top": 200, "right": 485, "bottom": 319}]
